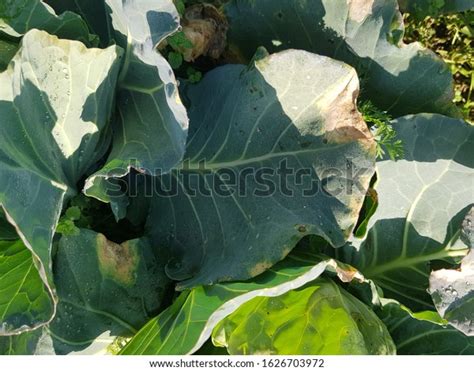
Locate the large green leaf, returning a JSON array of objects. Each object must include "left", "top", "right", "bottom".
[
  {"left": 120, "top": 251, "right": 370, "bottom": 355},
  {"left": 146, "top": 49, "right": 376, "bottom": 288},
  {"left": 213, "top": 278, "right": 395, "bottom": 355},
  {"left": 0, "top": 29, "right": 121, "bottom": 333},
  {"left": 333, "top": 114, "right": 474, "bottom": 311},
  {"left": 0, "top": 0, "right": 98, "bottom": 46},
  {"left": 378, "top": 300, "right": 474, "bottom": 354},
  {"left": 429, "top": 207, "right": 474, "bottom": 336},
  {"left": 0, "top": 240, "right": 53, "bottom": 335},
  {"left": 84, "top": 0, "right": 189, "bottom": 216},
  {"left": 46, "top": 230, "right": 170, "bottom": 354},
  {"left": 224, "top": 0, "right": 457, "bottom": 117},
  {"left": 44, "top": 0, "right": 113, "bottom": 45},
  {"left": 398, "top": 0, "right": 474, "bottom": 18}
]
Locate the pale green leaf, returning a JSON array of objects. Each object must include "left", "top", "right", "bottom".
[
  {"left": 213, "top": 278, "right": 395, "bottom": 355},
  {"left": 0, "top": 240, "right": 53, "bottom": 335}
]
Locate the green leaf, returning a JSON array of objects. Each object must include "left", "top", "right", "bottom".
[
  {"left": 146, "top": 49, "right": 376, "bottom": 288},
  {"left": 353, "top": 188, "right": 378, "bottom": 238},
  {"left": 84, "top": 0, "right": 189, "bottom": 218},
  {"left": 332, "top": 114, "right": 474, "bottom": 311},
  {"left": 0, "top": 240, "right": 53, "bottom": 335},
  {"left": 173, "top": 0, "right": 186, "bottom": 16},
  {"left": 56, "top": 206, "right": 82, "bottom": 236},
  {"left": 213, "top": 278, "right": 395, "bottom": 355},
  {"left": 428, "top": 207, "right": 474, "bottom": 336},
  {"left": 55, "top": 219, "right": 80, "bottom": 237},
  {"left": 0, "top": 0, "right": 98, "bottom": 46},
  {"left": 120, "top": 251, "right": 371, "bottom": 355},
  {"left": 45, "top": 229, "right": 170, "bottom": 354},
  {"left": 0, "top": 29, "right": 121, "bottom": 332},
  {"left": 168, "top": 31, "right": 193, "bottom": 50},
  {"left": 0, "top": 327, "right": 54, "bottom": 355},
  {"left": 168, "top": 51, "right": 183, "bottom": 69},
  {"left": 224, "top": 0, "right": 458, "bottom": 117},
  {"left": 186, "top": 67, "right": 202, "bottom": 84},
  {"left": 65, "top": 206, "right": 81, "bottom": 221},
  {"left": 44, "top": 0, "right": 113, "bottom": 46},
  {"left": 378, "top": 300, "right": 474, "bottom": 354}
]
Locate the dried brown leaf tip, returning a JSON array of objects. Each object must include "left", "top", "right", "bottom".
[
  {"left": 96, "top": 234, "right": 139, "bottom": 287},
  {"left": 181, "top": 3, "right": 228, "bottom": 61}
]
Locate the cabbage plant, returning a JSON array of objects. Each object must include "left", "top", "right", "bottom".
[{"left": 0, "top": 0, "right": 473, "bottom": 355}]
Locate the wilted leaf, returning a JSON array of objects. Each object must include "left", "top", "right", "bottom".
[{"left": 178, "top": 3, "right": 228, "bottom": 61}]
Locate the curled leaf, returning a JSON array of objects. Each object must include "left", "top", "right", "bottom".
[{"left": 180, "top": 3, "right": 228, "bottom": 61}]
